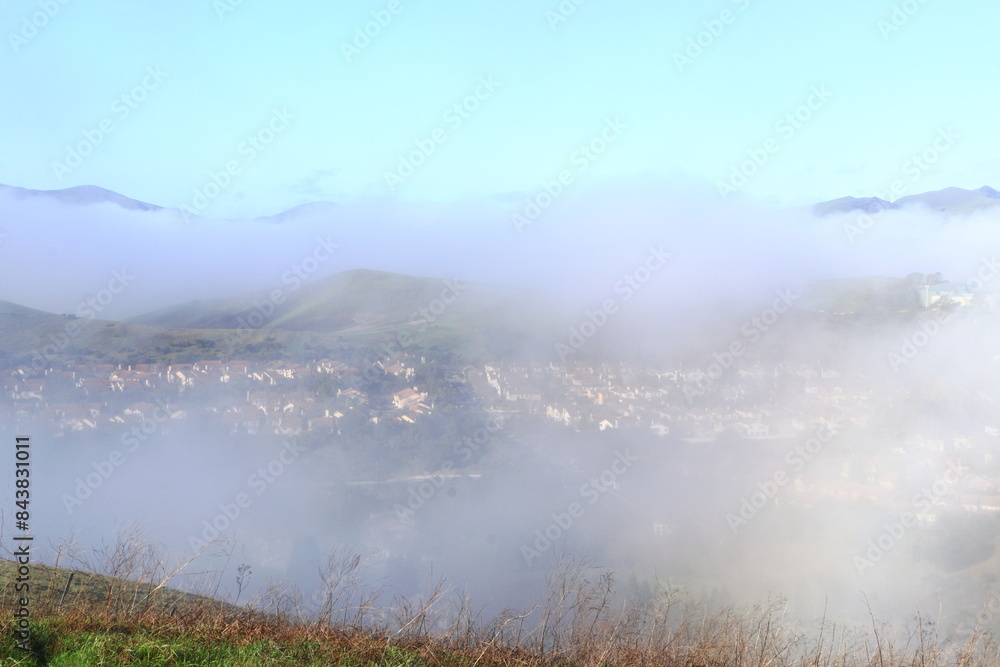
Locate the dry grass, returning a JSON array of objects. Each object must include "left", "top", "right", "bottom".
[{"left": 3, "top": 531, "right": 1000, "bottom": 665}]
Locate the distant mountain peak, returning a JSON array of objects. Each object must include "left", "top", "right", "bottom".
[
  {"left": 813, "top": 185, "right": 1000, "bottom": 217},
  {"left": 0, "top": 183, "right": 163, "bottom": 212},
  {"left": 812, "top": 196, "right": 897, "bottom": 217},
  {"left": 0, "top": 183, "right": 339, "bottom": 221},
  {"left": 893, "top": 185, "right": 1000, "bottom": 213}
]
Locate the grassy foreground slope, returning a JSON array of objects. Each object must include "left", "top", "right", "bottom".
[{"left": 4, "top": 555, "right": 1000, "bottom": 666}]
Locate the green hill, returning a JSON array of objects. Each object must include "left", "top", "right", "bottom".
[
  {"left": 0, "top": 269, "right": 565, "bottom": 368},
  {"left": 128, "top": 269, "right": 564, "bottom": 362},
  {"left": 0, "top": 301, "right": 328, "bottom": 368},
  {"left": 131, "top": 269, "right": 530, "bottom": 332},
  {"left": 798, "top": 275, "right": 922, "bottom": 316}
]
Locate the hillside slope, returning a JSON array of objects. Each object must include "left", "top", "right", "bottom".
[{"left": 129, "top": 269, "right": 563, "bottom": 360}]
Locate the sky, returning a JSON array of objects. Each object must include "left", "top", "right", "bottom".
[{"left": 1, "top": 0, "right": 999, "bottom": 218}]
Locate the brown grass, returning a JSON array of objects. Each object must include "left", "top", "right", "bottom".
[{"left": 3, "top": 529, "right": 1000, "bottom": 666}]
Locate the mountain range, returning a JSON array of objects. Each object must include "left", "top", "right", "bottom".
[
  {"left": 0, "top": 183, "right": 164, "bottom": 213},
  {"left": 0, "top": 180, "right": 995, "bottom": 368},
  {"left": 811, "top": 185, "right": 1000, "bottom": 216},
  {"left": 4, "top": 182, "right": 1000, "bottom": 221},
  {"left": 0, "top": 183, "right": 339, "bottom": 222}
]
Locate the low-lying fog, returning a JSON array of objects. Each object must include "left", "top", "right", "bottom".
[{"left": 4, "top": 182, "right": 1000, "bottom": 639}]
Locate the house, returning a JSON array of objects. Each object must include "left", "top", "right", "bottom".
[
  {"left": 650, "top": 423, "right": 671, "bottom": 437},
  {"left": 78, "top": 377, "right": 112, "bottom": 394},
  {"left": 736, "top": 422, "right": 770, "bottom": 438},
  {"left": 393, "top": 388, "right": 427, "bottom": 410},
  {"left": 227, "top": 361, "right": 252, "bottom": 374},
  {"left": 167, "top": 365, "right": 195, "bottom": 387},
  {"left": 114, "top": 370, "right": 158, "bottom": 385},
  {"left": 248, "top": 391, "right": 282, "bottom": 411},
  {"left": 201, "top": 369, "right": 231, "bottom": 383},
  {"left": 503, "top": 380, "right": 541, "bottom": 402},
  {"left": 382, "top": 363, "right": 414, "bottom": 379},
  {"left": 959, "top": 495, "right": 1000, "bottom": 512},
  {"left": 193, "top": 360, "right": 225, "bottom": 372},
  {"left": 337, "top": 388, "right": 368, "bottom": 407},
  {"left": 15, "top": 379, "right": 44, "bottom": 400},
  {"left": 123, "top": 402, "right": 157, "bottom": 419},
  {"left": 316, "top": 359, "right": 352, "bottom": 375},
  {"left": 226, "top": 405, "right": 265, "bottom": 434},
  {"left": 920, "top": 283, "right": 976, "bottom": 308},
  {"left": 46, "top": 403, "right": 99, "bottom": 432},
  {"left": 308, "top": 416, "right": 338, "bottom": 432},
  {"left": 547, "top": 405, "right": 578, "bottom": 427},
  {"left": 65, "top": 416, "right": 97, "bottom": 431},
  {"left": 272, "top": 363, "right": 302, "bottom": 380},
  {"left": 274, "top": 415, "right": 305, "bottom": 436},
  {"left": 249, "top": 371, "right": 277, "bottom": 385}
]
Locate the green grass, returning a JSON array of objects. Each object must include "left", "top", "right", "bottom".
[
  {"left": 2, "top": 623, "right": 316, "bottom": 665},
  {"left": 0, "top": 615, "right": 490, "bottom": 666},
  {"left": 0, "top": 561, "right": 237, "bottom": 620}
]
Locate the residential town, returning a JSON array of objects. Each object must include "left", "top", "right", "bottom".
[
  {"left": 4, "top": 350, "right": 1000, "bottom": 526},
  {"left": 0, "top": 357, "right": 430, "bottom": 439},
  {"left": 2, "top": 353, "right": 995, "bottom": 448}
]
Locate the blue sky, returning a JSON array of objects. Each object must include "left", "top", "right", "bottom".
[{"left": 1, "top": 0, "right": 997, "bottom": 217}]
